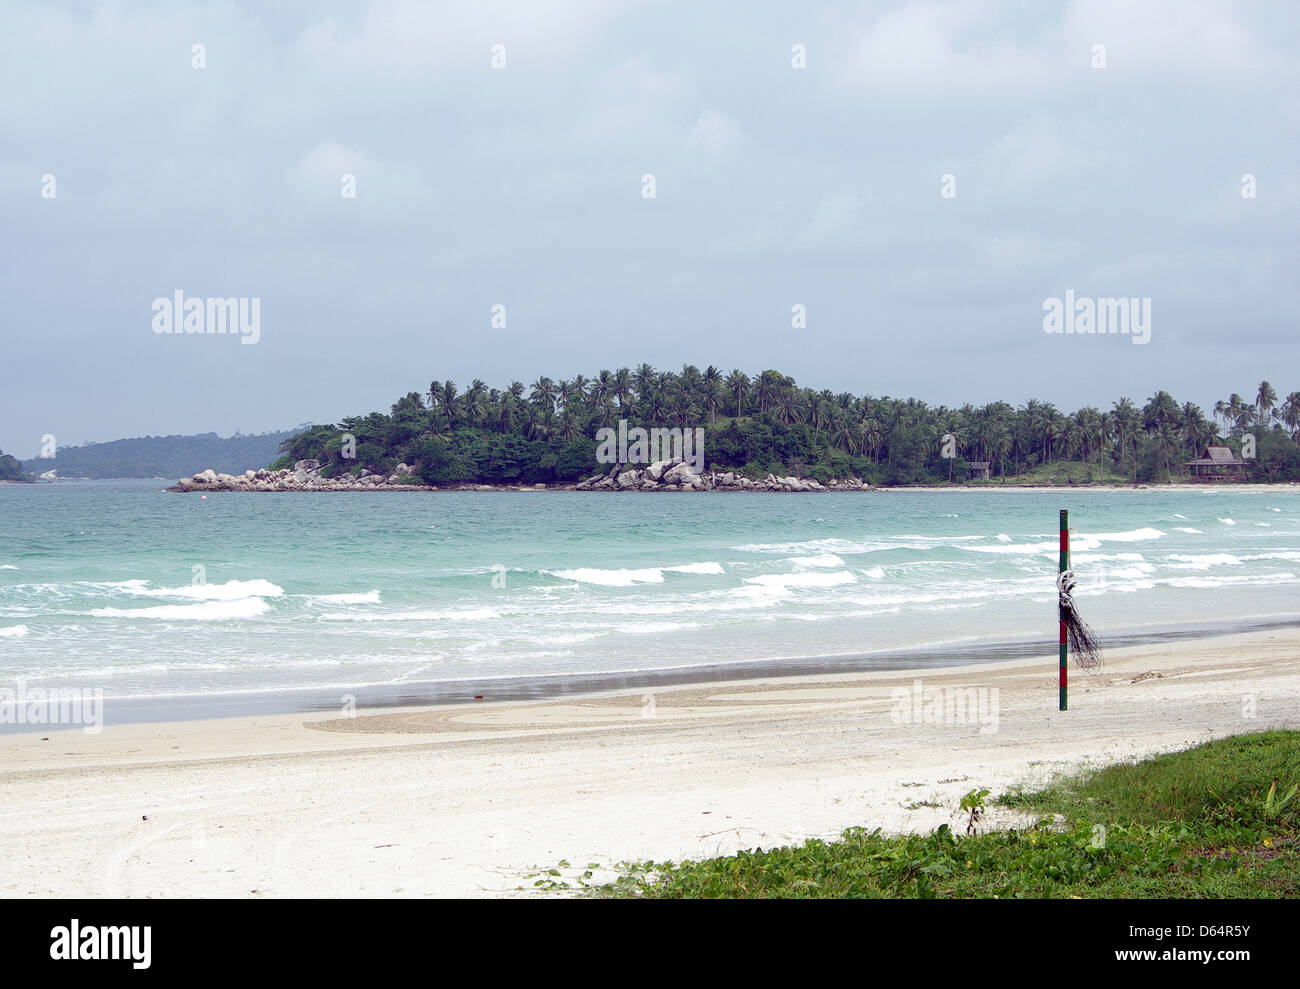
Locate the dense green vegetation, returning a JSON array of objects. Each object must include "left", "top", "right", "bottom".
[
  {"left": 24, "top": 429, "right": 297, "bottom": 479},
  {"left": 0, "top": 449, "right": 28, "bottom": 481},
  {"left": 273, "top": 367, "right": 1300, "bottom": 485},
  {"left": 581, "top": 731, "right": 1299, "bottom": 898}
]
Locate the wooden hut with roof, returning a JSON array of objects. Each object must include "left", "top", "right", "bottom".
[{"left": 1184, "top": 446, "right": 1246, "bottom": 481}]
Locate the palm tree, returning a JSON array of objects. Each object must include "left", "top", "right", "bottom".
[
  {"left": 1225, "top": 393, "right": 1251, "bottom": 436},
  {"left": 632, "top": 364, "right": 657, "bottom": 406},
  {"left": 725, "top": 369, "right": 749, "bottom": 419},
  {"left": 835, "top": 413, "right": 859, "bottom": 454},
  {"left": 558, "top": 409, "right": 582, "bottom": 441},
  {"left": 463, "top": 379, "right": 487, "bottom": 426},
  {"left": 441, "top": 380, "right": 459, "bottom": 426},
  {"left": 1257, "top": 381, "right": 1278, "bottom": 430},
  {"left": 1180, "top": 402, "right": 1213, "bottom": 457},
  {"left": 989, "top": 422, "right": 1011, "bottom": 477},
  {"left": 1110, "top": 398, "right": 1139, "bottom": 481},
  {"left": 777, "top": 389, "right": 803, "bottom": 425},
  {"left": 497, "top": 394, "right": 518, "bottom": 433},
  {"left": 570, "top": 374, "right": 590, "bottom": 410},
  {"left": 390, "top": 392, "right": 424, "bottom": 417},
  {"left": 529, "top": 377, "right": 556, "bottom": 414},
  {"left": 679, "top": 364, "right": 702, "bottom": 398},
  {"left": 591, "top": 370, "right": 613, "bottom": 409},
  {"left": 1142, "top": 391, "right": 1178, "bottom": 437},
  {"left": 701, "top": 365, "right": 723, "bottom": 423},
  {"left": 862, "top": 418, "right": 884, "bottom": 463},
  {"left": 1281, "top": 392, "right": 1300, "bottom": 440},
  {"left": 755, "top": 370, "right": 785, "bottom": 413},
  {"left": 1153, "top": 418, "right": 1178, "bottom": 481},
  {"left": 613, "top": 368, "right": 633, "bottom": 410}
]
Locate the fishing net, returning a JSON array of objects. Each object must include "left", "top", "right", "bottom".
[{"left": 1057, "top": 569, "right": 1103, "bottom": 672}]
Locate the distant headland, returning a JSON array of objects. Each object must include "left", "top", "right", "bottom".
[{"left": 164, "top": 367, "right": 1300, "bottom": 492}]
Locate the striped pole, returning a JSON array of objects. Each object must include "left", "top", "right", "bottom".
[{"left": 1059, "top": 509, "right": 1069, "bottom": 711}]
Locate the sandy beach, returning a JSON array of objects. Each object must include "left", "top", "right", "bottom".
[{"left": 0, "top": 627, "right": 1295, "bottom": 898}]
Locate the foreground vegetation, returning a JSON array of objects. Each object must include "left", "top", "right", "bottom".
[
  {"left": 273, "top": 368, "right": 1300, "bottom": 486},
  {"left": 587, "top": 732, "right": 1299, "bottom": 898}
]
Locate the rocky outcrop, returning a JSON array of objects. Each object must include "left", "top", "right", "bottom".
[
  {"left": 167, "top": 461, "right": 441, "bottom": 492},
  {"left": 168, "top": 458, "right": 872, "bottom": 493},
  {"left": 573, "top": 459, "right": 870, "bottom": 492}
]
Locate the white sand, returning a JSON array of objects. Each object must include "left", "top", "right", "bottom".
[{"left": 1, "top": 627, "right": 1296, "bottom": 897}]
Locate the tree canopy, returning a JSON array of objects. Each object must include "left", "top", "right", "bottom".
[{"left": 273, "top": 369, "right": 1300, "bottom": 486}]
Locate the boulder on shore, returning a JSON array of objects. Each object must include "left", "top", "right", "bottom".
[{"left": 166, "top": 459, "right": 869, "bottom": 494}]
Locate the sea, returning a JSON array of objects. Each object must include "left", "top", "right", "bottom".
[{"left": 1, "top": 481, "right": 1298, "bottom": 720}]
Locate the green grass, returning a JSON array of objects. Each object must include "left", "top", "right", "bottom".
[
  {"left": 587, "top": 731, "right": 1299, "bottom": 898},
  {"left": 971, "top": 459, "right": 1133, "bottom": 486}
]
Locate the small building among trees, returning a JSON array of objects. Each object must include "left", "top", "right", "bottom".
[
  {"left": 968, "top": 461, "right": 991, "bottom": 481},
  {"left": 1184, "top": 446, "right": 1245, "bottom": 481}
]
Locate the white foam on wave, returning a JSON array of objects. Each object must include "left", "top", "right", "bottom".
[
  {"left": 735, "top": 537, "right": 885, "bottom": 555},
  {"left": 1088, "top": 527, "right": 1166, "bottom": 543},
  {"left": 132, "top": 579, "right": 285, "bottom": 601},
  {"left": 306, "top": 590, "right": 382, "bottom": 605},
  {"left": 0, "top": 624, "right": 29, "bottom": 638},
  {"left": 1163, "top": 573, "right": 1297, "bottom": 590},
  {"left": 845, "top": 576, "right": 1047, "bottom": 608},
  {"left": 726, "top": 585, "right": 794, "bottom": 607},
  {"left": 1173, "top": 514, "right": 1188, "bottom": 520},
  {"left": 0, "top": 564, "right": 17, "bottom": 570},
  {"left": 620, "top": 620, "right": 702, "bottom": 636},
  {"left": 90, "top": 598, "right": 271, "bottom": 620},
  {"left": 790, "top": 554, "right": 846, "bottom": 568},
  {"left": 969, "top": 527, "right": 1164, "bottom": 557},
  {"left": 551, "top": 562, "right": 722, "bottom": 585},
  {"left": 743, "top": 571, "right": 857, "bottom": 589},
  {"left": 996, "top": 534, "right": 1012, "bottom": 543},
  {"left": 320, "top": 606, "right": 500, "bottom": 622},
  {"left": 862, "top": 566, "right": 886, "bottom": 579},
  {"left": 1174, "top": 527, "right": 1203, "bottom": 534},
  {"left": 963, "top": 539, "right": 1059, "bottom": 556},
  {"left": 1071, "top": 552, "right": 1146, "bottom": 564},
  {"left": 1167, "top": 553, "right": 1243, "bottom": 571},
  {"left": 663, "top": 562, "right": 726, "bottom": 575},
  {"left": 549, "top": 567, "right": 665, "bottom": 586},
  {"left": 735, "top": 534, "right": 981, "bottom": 556},
  {"left": 538, "top": 631, "right": 606, "bottom": 645},
  {"left": 1100, "top": 564, "right": 1158, "bottom": 579},
  {"left": 1218, "top": 518, "right": 1235, "bottom": 525}
]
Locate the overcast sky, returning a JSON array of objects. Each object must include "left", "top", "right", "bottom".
[{"left": 2, "top": 0, "right": 1297, "bottom": 456}]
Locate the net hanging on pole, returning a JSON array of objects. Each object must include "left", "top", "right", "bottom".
[{"left": 1056, "top": 569, "right": 1103, "bottom": 672}]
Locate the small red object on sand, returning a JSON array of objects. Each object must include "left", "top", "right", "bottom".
[{"left": 474, "top": 695, "right": 484, "bottom": 701}]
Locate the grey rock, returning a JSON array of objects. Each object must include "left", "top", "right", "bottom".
[
  {"left": 645, "top": 460, "right": 673, "bottom": 481},
  {"left": 662, "top": 462, "right": 700, "bottom": 485}
]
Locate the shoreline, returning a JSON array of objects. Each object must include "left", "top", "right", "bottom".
[
  {"left": 156, "top": 458, "right": 1300, "bottom": 494},
  {"left": 5, "top": 613, "right": 1297, "bottom": 735},
  {"left": 154, "top": 481, "right": 1300, "bottom": 494},
  {"left": 1, "top": 624, "right": 1296, "bottom": 897},
  {"left": 9, "top": 477, "right": 1298, "bottom": 493}
]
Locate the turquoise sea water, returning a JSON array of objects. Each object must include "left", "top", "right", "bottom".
[{"left": 1, "top": 481, "right": 1298, "bottom": 699}]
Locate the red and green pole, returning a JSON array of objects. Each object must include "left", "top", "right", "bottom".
[{"left": 1059, "top": 509, "right": 1069, "bottom": 711}]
